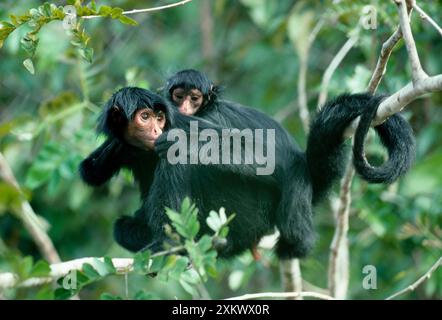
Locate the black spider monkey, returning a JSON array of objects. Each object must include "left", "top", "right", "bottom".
[{"left": 79, "top": 70, "right": 415, "bottom": 259}]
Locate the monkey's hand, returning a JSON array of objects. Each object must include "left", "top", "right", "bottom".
[{"left": 154, "top": 132, "right": 178, "bottom": 159}]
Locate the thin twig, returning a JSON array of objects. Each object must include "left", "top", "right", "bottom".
[
  {"left": 396, "top": 0, "right": 428, "bottom": 84},
  {"left": 82, "top": 0, "right": 194, "bottom": 19},
  {"left": 225, "top": 291, "right": 335, "bottom": 300},
  {"left": 363, "top": 1, "right": 413, "bottom": 93},
  {"left": 280, "top": 259, "right": 303, "bottom": 300},
  {"left": 413, "top": 4, "right": 442, "bottom": 37},
  {"left": 386, "top": 257, "right": 442, "bottom": 300},
  {"left": 298, "top": 19, "right": 324, "bottom": 132},
  {"left": 317, "top": 34, "right": 359, "bottom": 109},
  {"left": 327, "top": 162, "right": 354, "bottom": 299},
  {"left": 367, "top": 28, "right": 403, "bottom": 93}
]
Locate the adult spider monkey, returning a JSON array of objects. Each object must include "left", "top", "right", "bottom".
[{"left": 79, "top": 70, "right": 415, "bottom": 259}]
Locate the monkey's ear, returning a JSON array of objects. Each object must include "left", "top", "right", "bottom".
[
  {"left": 207, "top": 84, "right": 220, "bottom": 103},
  {"left": 110, "top": 105, "right": 126, "bottom": 126}
]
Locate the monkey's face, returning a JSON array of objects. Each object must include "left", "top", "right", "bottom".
[
  {"left": 124, "top": 107, "right": 166, "bottom": 151},
  {"left": 171, "top": 88, "right": 204, "bottom": 115}
]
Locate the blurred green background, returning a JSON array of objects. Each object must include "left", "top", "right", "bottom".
[{"left": 0, "top": 0, "right": 441, "bottom": 299}]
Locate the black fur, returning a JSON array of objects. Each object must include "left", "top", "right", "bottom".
[
  {"left": 162, "top": 69, "right": 221, "bottom": 108},
  {"left": 353, "top": 95, "right": 415, "bottom": 183},
  {"left": 79, "top": 71, "right": 415, "bottom": 259}
]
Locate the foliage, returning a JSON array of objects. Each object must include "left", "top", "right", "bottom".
[
  {"left": 0, "top": 0, "right": 441, "bottom": 299},
  {"left": 0, "top": 0, "right": 137, "bottom": 73},
  {"left": 2, "top": 199, "right": 233, "bottom": 300}
]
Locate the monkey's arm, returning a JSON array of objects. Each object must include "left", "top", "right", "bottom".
[{"left": 79, "top": 138, "right": 127, "bottom": 186}]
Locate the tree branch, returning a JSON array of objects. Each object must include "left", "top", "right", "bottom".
[
  {"left": 280, "top": 259, "right": 303, "bottom": 300},
  {"left": 327, "top": 7, "right": 414, "bottom": 298},
  {"left": 345, "top": 73, "right": 442, "bottom": 137},
  {"left": 395, "top": 0, "right": 428, "bottom": 83},
  {"left": 0, "top": 152, "right": 61, "bottom": 264},
  {"left": 412, "top": 3, "right": 442, "bottom": 37},
  {"left": 82, "top": 0, "right": 194, "bottom": 19},
  {"left": 0, "top": 245, "right": 185, "bottom": 289},
  {"left": 0, "top": 257, "right": 133, "bottom": 288},
  {"left": 386, "top": 257, "right": 442, "bottom": 300},
  {"left": 298, "top": 19, "right": 324, "bottom": 131},
  {"left": 327, "top": 161, "right": 353, "bottom": 299},
  {"left": 367, "top": 28, "right": 403, "bottom": 93},
  {"left": 225, "top": 291, "right": 335, "bottom": 300}
]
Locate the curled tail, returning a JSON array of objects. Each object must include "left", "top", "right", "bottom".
[
  {"left": 353, "top": 100, "right": 415, "bottom": 183},
  {"left": 306, "top": 93, "right": 415, "bottom": 204}
]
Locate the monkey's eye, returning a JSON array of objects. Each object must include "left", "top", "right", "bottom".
[
  {"left": 156, "top": 111, "right": 165, "bottom": 121},
  {"left": 191, "top": 95, "right": 201, "bottom": 102},
  {"left": 173, "top": 94, "right": 184, "bottom": 101},
  {"left": 140, "top": 112, "right": 150, "bottom": 120}
]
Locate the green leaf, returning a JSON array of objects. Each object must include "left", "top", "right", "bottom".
[
  {"left": 188, "top": 219, "right": 200, "bottom": 239},
  {"left": 118, "top": 15, "right": 138, "bottom": 26},
  {"left": 90, "top": 0, "right": 97, "bottom": 11},
  {"left": 133, "top": 250, "right": 151, "bottom": 273},
  {"left": 134, "top": 290, "right": 155, "bottom": 300},
  {"left": 82, "top": 263, "right": 101, "bottom": 280},
  {"left": 150, "top": 255, "right": 165, "bottom": 273},
  {"left": 30, "top": 260, "right": 51, "bottom": 277},
  {"left": 170, "top": 256, "right": 189, "bottom": 279},
  {"left": 110, "top": 8, "right": 124, "bottom": 19},
  {"left": 101, "top": 293, "right": 123, "bottom": 300},
  {"left": 47, "top": 171, "right": 61, "bottom": 197},
  {"left": 54, "top": 288, "right": 75, "bottom": 300},
  {"left": 179, "top": 278, "right": 199, "bottom": 296},
  {"left": 219, "top": 226, "right": 229, "bottom": 238},
  {"left": 184, "top": 268, "right": 202, "bottom": 285},
  {"left": 42, "top": 3, "right": 52, "bottom": 16},
  {"left": 75, "top": 271, "right": 90, "bottom": 285},
  {"left": 17, "top": 256, "right": 34, "bottom": 278},
  {"left": 98, "top": 5, "right": 112, "bottom": 16},
  {"left": 206, "top": 264, "right": 217, "bottom": 278},
  {"left": 197, "top": 235, "right": 212, "bottom": 253},
  {"left": 80, "top": 47, "right": 94, "bottom": 63},
  {"left": 0, "top": 21, "right": 16, "bottom": 30},
  {"left": 0, "top": 183, "right": 24, "bottom": 212},
  {"left": 36, "top": 285, "right": 55, "bottom": 300},
  {"left": 91, "top": 258, "right": 113, "bottom": 276},
  {"left": 23, "top": 58, "right": 35, "bottom": 75},
  {"left": 29, "top": 8, "right": 41, "bottom": 18},
  {"left": 103, "top": 257, "right": 117, "bottom": 273},
  {"left": 25, "top": 164, "right": 53, "bottom": 189}
]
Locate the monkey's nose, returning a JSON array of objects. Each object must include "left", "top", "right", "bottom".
[{"left": 179, "top": 101, "right": 191, "bottom": 115}]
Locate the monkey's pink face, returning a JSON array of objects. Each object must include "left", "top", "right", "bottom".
[
  {"left": 171, "top": 88, "right": 204, "bottom": 115},
  {"left": 124, "top": 108, "right": 166, "bottom": 151}
]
